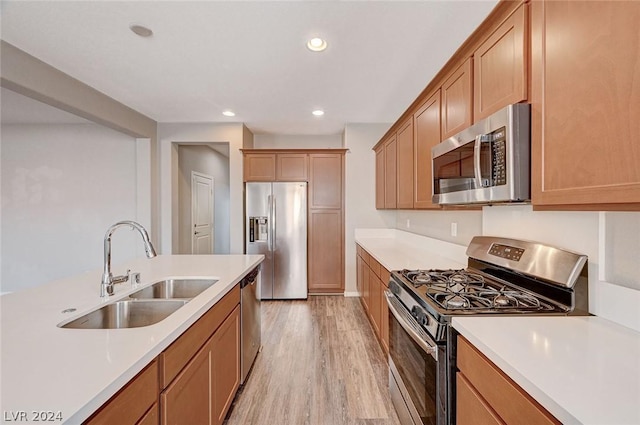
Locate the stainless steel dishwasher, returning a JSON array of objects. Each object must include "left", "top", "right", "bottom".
[{"left": 240, "top": 265, "right": 261, "bottom": 384}]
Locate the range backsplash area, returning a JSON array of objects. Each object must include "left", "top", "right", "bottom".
[{"left": 394, "top": 205, "right": 640, "bottom": 332}]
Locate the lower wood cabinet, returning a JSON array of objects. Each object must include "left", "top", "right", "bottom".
[
  {"left": 457, "top": 336, "right": 560, "bottom": 425},
  {"left": 356, "top": 244, "right": 390, "bottom": 355},
  {"left": 85, "top": 285, "right": 242, "bottom": 425},
  {"left": 84, "top": 361, "right": 159, "bottom": 425}
]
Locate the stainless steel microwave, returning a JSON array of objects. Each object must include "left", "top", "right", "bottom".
[{"left": 431, "top": 103, "right": 530, "bottom": 205}]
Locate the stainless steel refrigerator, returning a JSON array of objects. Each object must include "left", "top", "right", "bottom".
[{"left": 245, "top": 182, "right": 307, "bottom": 299}]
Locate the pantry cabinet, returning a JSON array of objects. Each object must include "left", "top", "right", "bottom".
[
  {"left": 413, "top": 90, "right": 441, "bottom": 209},
  {"left": 474, "top": 3, "right": 527, "bottom": 121},
  {"left": 457, "top": 336, "right": 560, "bottom": 425},
  {"left": 530, "top": 0, "right": 640, "bottom": 208},
  {"left": 441, "top": 58, "right": 473, "bottom": 140}
]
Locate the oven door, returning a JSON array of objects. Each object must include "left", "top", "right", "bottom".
[{"left": 386, "top": 291, "right": 444, "bottom": 425}]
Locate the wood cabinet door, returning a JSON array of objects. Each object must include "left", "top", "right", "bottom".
[
  {"left": 309, "top": 153, "right": 343, "bottom": 209},
  {"left": 276, "top": 153, "right": 308, "bottom": 181},
  {"left": 441, "top": 58, "right": 473, "bottom": 139},
  {"left": 383, "top": 134, "right": 397, "bottom": 209},
  {"left": 396, "top": 117, "right": 414, "bottom": 209},
  {"left": 531, "top": 0, "right": 640, "bottom": 208},
  {"left": 362, "top": 261, "right": 370, "bottom": 311},
  {"left": 356, "top": 253, "right": 363, "bottom": 297},
  {"left": 369, "top": 273, "right": 381, "bottom": 336},
  {"left": 211, "top": 306, "right": 241, "bottom": 425},
  {"left": 379, "top": 278, "right": 389, "bottom": 354},
  {"left": 85, "top": 361, "right": 159, "bottom": 425},
  {"left": 413, "top": 90, "right": 441, "bottom": 209},
  {"left": 474, "top": 3, "right": 527, "bottom": 121},
  {"left": 161, "top": 343, "right": 212, "bottom": 425},
  {"left": 308, "top": 210, "right": 343, "bottom": 292},
  {"left": 244, "top": 153, "right": 276, "bottom": 182},
  {"left": 374, "top": 146, "right": 385, "bottom": 209}
]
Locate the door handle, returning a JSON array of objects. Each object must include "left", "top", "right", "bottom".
[{"left": 194, "top": 231, "right": 200, "bottom": 235}]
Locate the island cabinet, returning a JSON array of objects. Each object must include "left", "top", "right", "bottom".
[
  {"left": 473, "top": 2, "right": 527, "bottom": 121},
  {"left": 160, "top": 285, "right": 241, "bottom": 425},
  {"left": 457, "top": 336, "right": 560, "bottom": 425},
  {"left": 83, "top": 361, "right": 159, "bottom": 425},
  {"left": 441, "top": 57, "right": 473, "bottom": 140},
  {"left": 530, "top": 0, "right": 640, "bottom": 209},
  {"left": 396, "top": 116, "right": 414, "bottom": 209},
  {"left": 84, "top": 285, "right": 242, "bottom": 425},
  {"left": 413, "top": 90, "right": 441, "bottom": 209},
  {"left": 355, "top": 244, "right": 390, "bottom": 355}
]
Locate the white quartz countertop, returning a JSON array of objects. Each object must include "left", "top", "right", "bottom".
[
  {"left": 453, "top": 316, "right": 640, "bottom": 425},
  {"left": 354, "top": 229, "right": 467, "bottom": 271},
  {"left": 0, "top": 254, "right": 264, "bottom": 424}
]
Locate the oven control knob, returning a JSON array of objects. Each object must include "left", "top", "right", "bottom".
[{"left": 411, "top": 307, "right": 429, "bottom": 326}]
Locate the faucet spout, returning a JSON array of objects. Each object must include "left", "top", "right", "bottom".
[{"left": 101, "top": 220, "right": 157, "bottom": 297}]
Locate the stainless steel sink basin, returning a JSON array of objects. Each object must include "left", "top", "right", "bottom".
[
  {"left": 129, "top": 279, "right": 217, "bottom": 300},
  {"left": 59, "top": 299, "right": 188, "bottom": 329}
]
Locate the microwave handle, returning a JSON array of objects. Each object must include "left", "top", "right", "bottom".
[
  {"left": 473, "top": 135, "right": 483, "bottom": 188},
  {"left": 473, "top": 134, "right": 491, "bottom": 188}
]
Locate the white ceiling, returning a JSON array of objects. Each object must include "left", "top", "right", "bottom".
[{"left": 1, "top": 1, "right": 499, "bottom": 136}]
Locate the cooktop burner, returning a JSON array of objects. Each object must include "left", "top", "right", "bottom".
[{"left": 399, "top": 268, "right": 556, "bottom": 312}]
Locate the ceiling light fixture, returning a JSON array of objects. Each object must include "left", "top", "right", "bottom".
[
  {"left": 312, "top": 109, "right": 325, "bottom": 117},
  {"left": 129, "top": 24, "right": 153, "bottom": 38},
  {"left": 307, "top": 37, "right": 328, "bottom": 52},
  {"left": 222, "top": 110, "right": 236, "bottom": 117}
]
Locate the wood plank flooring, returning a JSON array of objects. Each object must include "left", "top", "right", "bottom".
[{"left": 224, "top": 296, "right": 401, "bottom": 425}]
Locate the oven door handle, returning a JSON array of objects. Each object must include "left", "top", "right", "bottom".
[{"left": 385, "top": 290, "right": 438, "bottom": 361}]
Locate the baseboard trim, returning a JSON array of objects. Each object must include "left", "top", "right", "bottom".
[{"left": 343, "top": 291, "right": 360, "bottom": 298}]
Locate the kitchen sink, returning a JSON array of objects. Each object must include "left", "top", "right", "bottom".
[
  {"left": 129, "top": 279, "right": 217, "bottom": 300},
  {"left": 59, "top": 299, "right": 188, "bottom": 329}
]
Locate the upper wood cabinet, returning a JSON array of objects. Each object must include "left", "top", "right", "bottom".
[
  {"left": 244, "top": 153, "right": 276, "bottom": 181},
  {"left": 375, "top": 146, "right": 385, "bottom": 209},
  {"left": 396, "top": 117, "right": 414, "bottom": 209},
  {"left": 383, "top": 135, "right": 397, "bottom": 209},
  {"left": 276, "top": 153, "right": 308, "bottom": 181},
  {"left": 441, "top": 58, "right": 473, "bottom": 140},
  {"left": 244, "top": 152, "right": 308, "bottom": 182},
  {"left": 474, "top": 3, "right": 528, "bottom": 121},
  {"left": 530, "top": 0, "right": 640, "bottom": 208},
  {"left": 413, "top": 90, "right": 441, "bottom": 209}
]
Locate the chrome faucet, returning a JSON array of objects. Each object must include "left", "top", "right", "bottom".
[{"left": 101, "top": 220, "right": 157, "bottom": 297}]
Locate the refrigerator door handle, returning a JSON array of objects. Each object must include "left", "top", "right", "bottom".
[{"left": 272, "top": 195, "right": 276, "bottom": 251}]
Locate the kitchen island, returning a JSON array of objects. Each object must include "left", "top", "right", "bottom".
[{"left": 0, "top": 254, "right": 263, "bottom": 424}]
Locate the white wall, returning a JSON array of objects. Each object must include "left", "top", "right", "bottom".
[
  {"left": 1, "top": 123, "right": 140, "bottom": 293},
  {"left": 395, "top": 209, "right": 482, "bottom": 246},
  {"left": 343, "top": 124, "right": 397, "bottom": 295},
  {"left": 177, "top": 144, "right": 230, "bottom": 254},
  {"left": 158, "top": 123, "right": 251, "bottom": 255},
  {"left": 253, "top": 134, "right": 343, "bottom": 149},
  {"left": 482, "top": 205, "right": 640, "bottom": 331}
]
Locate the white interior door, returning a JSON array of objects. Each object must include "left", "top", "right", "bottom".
[{"left": 192, "top": 171, "right": 214, "bottom": 254}]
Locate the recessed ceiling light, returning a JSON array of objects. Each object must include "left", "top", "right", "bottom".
[
  {"left": 307, "top": 37, "right": 328, "bottom": 52},
  {"left": 312, "top": 109, "right": 325, "bottom": 117},
  {"left": 130, "top": 24, "right": 153, "bottom": 38},
  {"left": 222, "top": 110, "right": 236, "bottom": 117}
]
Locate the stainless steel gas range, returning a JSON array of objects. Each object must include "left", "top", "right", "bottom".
[{"left": 385, "top": 236, "right": 589, "bottom": 425}]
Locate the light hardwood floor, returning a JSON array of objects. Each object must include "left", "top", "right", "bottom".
[{"left": 224, "top": 296, "right": 401, "bottom": 425}]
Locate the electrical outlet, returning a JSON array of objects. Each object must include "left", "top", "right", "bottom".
[
  {"left": 406, "top": 219, "right": 411, "bottom": 229},
  {"left": 451, "top": 222, "right": 458, "bottom": 237}
]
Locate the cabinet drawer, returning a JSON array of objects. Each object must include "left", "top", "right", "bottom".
[
  {"left": 84, "top": 361, "right": 158, "bottom": 425},
  {"left": 457, "top": 373, "right": 504, "bottom": 425},
  {"left": 136, "top": 403, "right": 158, "bottom": 425},
  {"left": 369, "top": 257, "right": 381, "bottom": 279},
  {"left": 457, "top": 336, "right": 560, "bottom": 425},
  {"left": 160, "top": 285, "right": 240, "bottom": 387}
]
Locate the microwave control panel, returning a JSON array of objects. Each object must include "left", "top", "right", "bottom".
[{"left": 491, "top": 126, "right": 507, "bottom": 186}]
